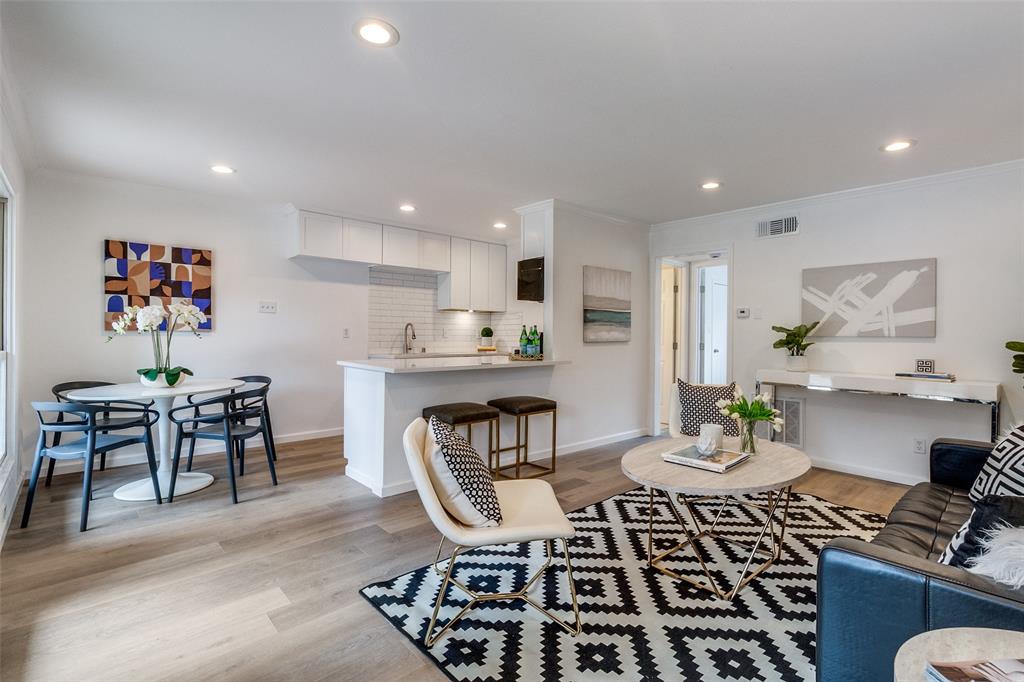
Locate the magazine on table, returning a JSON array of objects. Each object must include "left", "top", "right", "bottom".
[
  {"left": 926, "top": 658, "right": 1024, "bottom": 682},
  {"left": 661, "top": 444, "right": 749, "bottom": 473}
]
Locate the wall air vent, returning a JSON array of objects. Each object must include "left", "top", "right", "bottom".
[
  {"left": 776, "top": 397, "right": 804, "bottom": 448},
  {"left": 756, "top": 214, "right": 799, "bottom": 238}
]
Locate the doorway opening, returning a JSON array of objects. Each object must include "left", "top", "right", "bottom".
[{"left": 654, "top": 251, "right": 731, "bottom": 435}]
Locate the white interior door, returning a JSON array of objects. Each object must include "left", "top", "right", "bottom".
[{"left": 696, "top": 263, "right": 728, "bottom": 384}]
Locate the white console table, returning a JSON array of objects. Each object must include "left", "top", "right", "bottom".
[{"left": 755, "top": 369, "right": 1002, "bottom": 442}]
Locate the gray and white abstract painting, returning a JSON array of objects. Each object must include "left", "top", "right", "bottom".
[
  {"left": 583, "top": 266, "right": 631, "bottom": 342},
  {"left": 801, "top": 258, "right": 936, "bottom": 337}
]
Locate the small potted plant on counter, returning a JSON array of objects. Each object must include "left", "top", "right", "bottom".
[
  {"left": 479, "top": 326, "right": 495, "bottom": 350},
  {"left": 772, "top": 321, "right": 819, "bottom": 372}
]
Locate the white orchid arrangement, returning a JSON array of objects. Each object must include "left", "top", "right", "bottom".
[{"left": 107, "top": 301, "right": 206, "bottom": 386}]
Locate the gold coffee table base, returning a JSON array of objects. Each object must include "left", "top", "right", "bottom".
[{"left": 645, "top": 486, "right": 793, "bottom": 601}]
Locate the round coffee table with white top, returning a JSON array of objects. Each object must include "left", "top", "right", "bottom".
[
  {"left": 66, "top": 378, "right": 245, "bottom": 501},
  {"left": 621, "top": 435, "right": 811, "bottom": 601},
  {"left": 894, "top": 627, "right": 1024, "bottom": 682}
]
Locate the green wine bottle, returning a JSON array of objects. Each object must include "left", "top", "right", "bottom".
[{"left": 519, "top": 325, "right": 528, "bottom": 355}]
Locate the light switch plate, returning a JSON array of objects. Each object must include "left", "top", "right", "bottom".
[{"left": 258, "top": 301, "right": 278, "bottom": 314}]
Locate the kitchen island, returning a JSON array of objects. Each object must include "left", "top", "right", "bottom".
[{"left": 338, "top": 356, "right": 568, "bottom": 496}]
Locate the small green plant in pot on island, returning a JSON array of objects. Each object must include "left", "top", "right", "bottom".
[
  {"left": 480, "top": 326, "right": 494, "bottom": 348},
  {"left": 772, "top": 321, "right": 819, "bottom": 372},
  {"left": 1008, "top": 340, "right": 1024, "bottom": 388}
]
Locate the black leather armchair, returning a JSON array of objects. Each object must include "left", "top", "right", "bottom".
[{"left": 816, "top": 438, "right": 1024, "bottom": 682}]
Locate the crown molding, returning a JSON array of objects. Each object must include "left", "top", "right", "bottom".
[{"left": 652, "top": 159, "right": 1024, "bottom": 233}]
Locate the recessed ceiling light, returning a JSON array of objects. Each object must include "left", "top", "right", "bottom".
[
  {"left": 493, "top": 222, "right": 507, "bottom": 229},
  {"left": 354, "top": 18, "right": 400, "bottom": 47},
  {"left": 700, "top": 181, "right": 722, "bottom": 190},
  {"left": 881, "top": 139, "right": 917, "bottom": 152},
  {"left": 399, "top": 204, "right": 416, "bottom": 212},
  {"left": 210, "top": 165, "right": 235, "bottom": 174}
]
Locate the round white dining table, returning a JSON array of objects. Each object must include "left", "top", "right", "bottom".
[{"left": 66, "top": 378, "right": 245, "bottom": 501}]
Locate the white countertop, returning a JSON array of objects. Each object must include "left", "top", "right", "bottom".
[{"left": 338, "top": 356, "right": 569, "bottom": 374}]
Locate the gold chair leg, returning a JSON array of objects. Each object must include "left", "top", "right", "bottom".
[{"left": 423, "top": 536, "right": 583, "bottom": 647}]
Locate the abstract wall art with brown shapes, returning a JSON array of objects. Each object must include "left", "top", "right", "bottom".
[{"left": 104, "top": 239, "right": 213, "bottom": 331}]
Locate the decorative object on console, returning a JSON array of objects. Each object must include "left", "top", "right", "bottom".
[
  {"left": 716, "top": 386, "right": 784, "bottom": 454},
  {"left": 104, "top": 239, "right": 213, "bottom": 331},
  {"left": 772, "top": 321, "right": 819, "bottom": 371},
  {"left": 106, "top": 302, "right": 206, "bottom": 387},
  {"left": 801, "top": 258, "right": 936, "bottom": 337},
  {"left": 1007, "top": 341, "right": 1024, "bottom": 389},
  {"left": 677, "top": 379, "right": 740, "bottom": 437},
  {"left": 917, "top": 358, "right": 936, "bottom": 373},
  {"left": 424, "top": 416, "right": 502, "bottom": 527},
  {"left": 478, "top": 326, "right": 495, "bottom": 350},
  {"left": 582, "top": 265, "right": 631, "bottom": 342},
  {"left": 970, "top": 425, "right": 1024, "bottom": 501}
]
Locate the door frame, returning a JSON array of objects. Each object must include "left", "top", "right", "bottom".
[{"left": 649, "top": 246, "right": 733, "bottom": 436}]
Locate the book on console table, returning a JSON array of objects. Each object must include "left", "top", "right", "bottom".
[
  {"left": 894, "top": 372, "right": 957, "bottom": 382},
  {"left": 662, "top": 445, "right": 749, "bottom": 473},
  {"left": 926, "top": 658, "right": 1024, "bottom": 682}
]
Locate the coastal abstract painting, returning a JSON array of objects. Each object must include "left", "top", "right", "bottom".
[
  {"left": 103, "top": 239, "right": 214, "bottom": 331},
  {"left": 801, "top": 258, "right": 936, "bottom": 337},
  {"left": 583, "top": 265, "right": 631, "bottom": 342}
]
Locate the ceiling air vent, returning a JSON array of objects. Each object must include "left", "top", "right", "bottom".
[{"left": 756, "top": 214, "right": 799, "bottom": 238}]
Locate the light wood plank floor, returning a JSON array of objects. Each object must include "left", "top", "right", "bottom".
[{"left": 0, "top": 436, "right": 907, "bottom": 682}]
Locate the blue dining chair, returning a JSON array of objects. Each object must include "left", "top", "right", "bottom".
[
  {"left": 168, "top": 385, "right": 278, "bottom": 504},
  {"left": 183, "top": 375, "right": 278, "bottom": 474},
  {"left": 21, "top": 401, "right": 161, "bottom": 532}
]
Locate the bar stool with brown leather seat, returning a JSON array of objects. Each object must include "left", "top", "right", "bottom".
[
  {"left": 487, "top": 396, "right": 557, "bottom": 479},
  {"left": 421, "top": 402, "right": 500, "bottom": 470}
]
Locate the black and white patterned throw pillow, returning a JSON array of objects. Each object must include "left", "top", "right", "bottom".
[
  {"left": 424, "top": 416, "right": 502, "bottom": 527},
  {"left": 938, "top": 494, "right": 1024, "bottom": 567},
  {"left": 677, "top": 379, "right": 740, "bottom": 437},
  {"left": 970, "top": 426, "right": 1024, "bottom": 502}
]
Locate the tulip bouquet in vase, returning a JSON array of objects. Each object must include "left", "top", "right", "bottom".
[
  {"left": 107, "top": 301, "right": 206, "bottom": 387},
  {"left": 716, "top": 386, "right": 784, "bottom": 455}
]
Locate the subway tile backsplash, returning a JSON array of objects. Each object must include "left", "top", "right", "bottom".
[{"left": 368, "top": 269, "right": 523, "bottom": 354}]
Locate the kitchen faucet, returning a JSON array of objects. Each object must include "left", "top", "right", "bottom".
[{"left": 404, "top": 322, "right": 417, "bottom": 354}]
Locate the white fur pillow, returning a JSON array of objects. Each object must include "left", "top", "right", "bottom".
[
  {"left": 424, "top": 416, "right": 502, "bottom": 528},
  {"left": 966, "top": 524, "right": 1024, "bottom": 590}
]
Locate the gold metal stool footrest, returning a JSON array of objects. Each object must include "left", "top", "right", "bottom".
[{"left": 425, "top": 537, "right": 582, "bottom": 647}]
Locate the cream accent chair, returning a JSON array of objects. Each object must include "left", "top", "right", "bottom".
[{"left": 403, "top": 417, "right": 582, "bottom": 647}]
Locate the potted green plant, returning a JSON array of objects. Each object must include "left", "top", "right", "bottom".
[
  {"left": 480, "top": 326, "right": 494, "bottom": 348},
  {"left": 1007, "top": 340, "right": 1024, "bottom": 388},
  {"left": 772, "top": 321, "right": 819, "bottom": 372}
]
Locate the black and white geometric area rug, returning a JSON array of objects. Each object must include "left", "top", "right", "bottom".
[{"left": 360, "top": 489, "right": 884, "bottom": 682}]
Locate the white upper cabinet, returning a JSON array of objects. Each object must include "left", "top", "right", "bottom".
[
  {"left": 418, "top": 232, "right": 451, "bottom": 272},
  {"left": 487, "top": 243, "right": 507, "bottom": 312},
  {"left": 438, "top": 237, "right": 471, "bottom": 310},
  {"left": 342, "top": 218, "right": 382, "bottom": 264},
  {"left": 382, "top": 225, "right": 420, "bottom": 269},
  {"left": 294, "top": 211, "right": 344, "bottom": 259},
  {"left": 469, "top": 240, "right": 490, "bottom": 311}
]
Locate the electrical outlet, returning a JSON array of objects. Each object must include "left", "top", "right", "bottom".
[
  {"left": 257, "top": 301, "right": 278, "bottom": 314},
  {"left": 343, "top": 328, "right": 350, "bottom": 339},
  {"left": 913, "top": 438, "right": 928, "bottom": 455}
]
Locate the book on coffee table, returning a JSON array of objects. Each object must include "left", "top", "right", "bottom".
[
  {"left": 926, "top": 658, "right": 1024, "bottom": 682},
  {"left": 661, "top": 445, "right": 750, "bottom": 473}
]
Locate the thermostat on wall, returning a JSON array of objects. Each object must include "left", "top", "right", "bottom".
[{"left": 736, "top": 307, "right": 750, "bottom": 319}]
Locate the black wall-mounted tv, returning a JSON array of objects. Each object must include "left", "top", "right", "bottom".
[{"left": 517, "top": 257, "right": 544, "bottom": 302}]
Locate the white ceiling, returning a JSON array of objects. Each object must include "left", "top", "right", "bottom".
[{"left": 3, "top": 1, "right": 1023, "bottom": 239}]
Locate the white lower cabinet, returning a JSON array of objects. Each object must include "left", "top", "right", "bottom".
[{"left": 438, "top": 238, "right": 506, "bottom": 312}]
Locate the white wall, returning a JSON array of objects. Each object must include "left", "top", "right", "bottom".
[
  {"left": 545, "top": 202, "right": 651, "bottom": 451},
  {"left": 651, "top": 161, "right": 1024, "bottom": 484},
  {"left": 18, "top": 170, "right": 374, "bottom": 470}
]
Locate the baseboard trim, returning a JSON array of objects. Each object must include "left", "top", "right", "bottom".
[
  {"left": 809, "top": 456, "right": 926, "bottom": 486},
  {"left": 493, "top": 427, "right": 649, "bottom": 467},
  {"left": 46, "top": 426, "right": 344, "bottom": 476}
]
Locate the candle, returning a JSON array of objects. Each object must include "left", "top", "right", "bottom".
[{"left": 699, "top": 423, "right": 724, "bottom": 452}]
